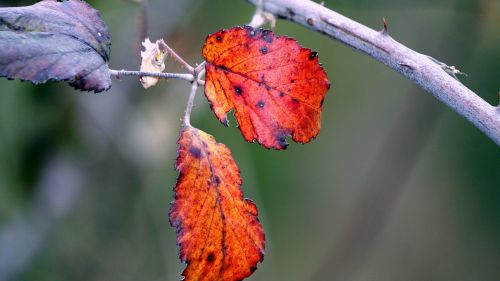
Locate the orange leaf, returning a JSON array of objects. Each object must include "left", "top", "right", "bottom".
[
  {"left": 203, "top": 26, "right": 330, "bottom": 150},
  {"left": 169, "top": 126, "right": 265, "bottom": 281}
]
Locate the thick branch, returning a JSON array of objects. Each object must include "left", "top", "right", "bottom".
[{"left": 248, "top": 0, "right": 500, "bottom": 145}]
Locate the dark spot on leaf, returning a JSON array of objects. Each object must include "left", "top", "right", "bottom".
[
  {"left": 245, "top": 26, "right": 256, "bottom": 38},
  {"left": 309, "top": 51, "right": 318, "bottom": 60},
  {"left": 291, "top": 79, "right": 295, "bottom": 83},
  {"left": 212, "top": 176, "right": 221, "bottom": 186},
  {"left": 261, "top": 30, "right": 273, "bottom": 43},
  {"left": 207, "top": 253, "right": 214, "bottom": 262},
  {"left": 276, "top": 131, "right": 289, "bottom": 149},
  {"left": 257, "top": 101, "right": 265, "bottom": 109},
  {"left": 189, "top": 145, "right": 201, "bottom": 158},
  {"left": 235, "top": 86, "right": 242, "bottom": 95},
  {"left": 216, "top": 35, "right": 222, "bottom": 42},
  {"left": 260, "top": 75, "right": 266, "bottom": 84},
  {"left": 292, "top": 98, "right": 300, "bottom": 103},
  {"left": 260, "top": 47, "right": 268, "bottom": 54},
  {"left": 279, "top": 92, "right": 285, "bottom": 97}
]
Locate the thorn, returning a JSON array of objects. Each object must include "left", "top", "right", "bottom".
[
  {"left": 320, "top": 1, "right": 325, "bottom": 6},
  {"left": 382, "top": 17, "right": 388, "bottom": 34}
]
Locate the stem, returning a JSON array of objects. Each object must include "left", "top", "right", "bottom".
[
  {"left": 157, "top": 41, "right": 194, "bottom": 73},
  {"left": 194, "top": 61, "right": 206, "bottom": 75},
  {"left": 183, "top": 82, "right": 199, "bottom": 127},
  {"left": 247, "top": 0, "right": 500, "bottom": 145},
  {"left": 109, "top": 69, "right": 195, "bottom": 82},
  {"left": 248, "top": 0, "right": 264, "bottom": 28}
]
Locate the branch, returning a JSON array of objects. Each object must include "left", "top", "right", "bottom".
[
  {"left": 157, "top": 40, "right": 195, "bottom": 73},
  {"left": 310, "top": 2, "right": 485, "bottom": 278},
  {"left": 183, "top": 81, "right": 199, "bottom": 127},
  {"left": 109, "top": 69, "right": 205, "bottom": 85},
  {"left": 248, "top": 0, "right": 500, "bottom": 145}
]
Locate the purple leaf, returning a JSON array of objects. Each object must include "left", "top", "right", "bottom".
[{"left": 0, "top": 0, "right": 112, "bottom": 92}]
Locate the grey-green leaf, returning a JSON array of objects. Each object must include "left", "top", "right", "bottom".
[{"left": 0, "top": 0, "right": 112, "bottom": 92}]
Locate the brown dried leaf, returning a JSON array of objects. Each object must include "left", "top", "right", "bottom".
[{"left": 140, "top": 38, "right": 168, "bottom": 89}]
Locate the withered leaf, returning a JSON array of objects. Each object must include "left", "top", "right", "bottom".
[
  {"left": 0, "top": 0, "right": 112, "bottom": 92},
  {"left": 139, "top": 38, "right": 168, "bottom": 89}
]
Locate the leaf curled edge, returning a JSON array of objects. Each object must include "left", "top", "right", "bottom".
[
  {"left": 169, "top": 126, "right": 265, "bottom": 281},
  {"left": 139, "top": 38, "right": 168, "bottom": 89},
  {"left": 203, "top": 26, "right": 330, "bottom": 149},
  {"left": 0, "top": 0, "right": 112, "bottom": 92}
]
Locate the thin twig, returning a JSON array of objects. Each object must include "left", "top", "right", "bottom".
[
  {"left": 247, "top": 0, "right": 500, "bottom": 145},
  {"left": 109, "top": 69, "right": 194, "bottom": 82},
  {"left": 183, "top": 58, "right": 206, "bottom": 126},
  {"left": 183, "top": 82, "right": 199, "bottom": 127},
  {"left": 194, "top": 61, "right": 206, "bottom": 75},
  {"left": 157, "top": 41, "right": 194, "bottom": 73}
]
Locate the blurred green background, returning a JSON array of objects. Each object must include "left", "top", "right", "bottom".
[{"left": 0, "top": 0, "right": 499, "bottom": 280}]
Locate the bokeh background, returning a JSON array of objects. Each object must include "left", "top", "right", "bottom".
[{"left": 1, "top": 0, "right": 499, "bottom": 280}]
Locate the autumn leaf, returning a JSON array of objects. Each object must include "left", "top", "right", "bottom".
[
  {"left": 170, "top": 126, "right": 265, "bottom": 281},
  {"left": 0, "top": 0, "right": 112, "bottom": 92},
  {"left": 203, "top": 26, "right": 330, "bottom": 150}
]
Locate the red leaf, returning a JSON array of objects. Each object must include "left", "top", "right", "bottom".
[
  {"left": 170, "top": 126, "right": 265, "bottom": 281},
  {"left": 203, "top": 26, "right": 330, "bottom": 149}
]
